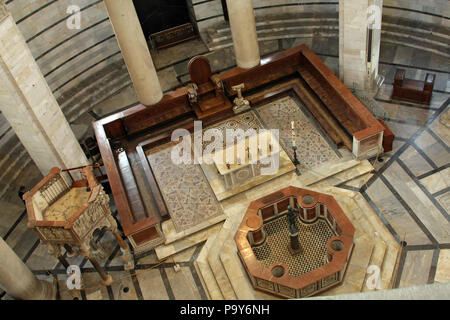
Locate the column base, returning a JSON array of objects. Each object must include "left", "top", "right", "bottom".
[
  {"left": 38, "top": 279, "right": 58, "bottom": 300},
  {"left": 101, "top": 274, "right": 114, "bottom": 287},
  {"left": 121, "top": 247, "right": 135, "bottom": 271}
]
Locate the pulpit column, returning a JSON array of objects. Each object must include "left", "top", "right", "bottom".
[
  {"left": 104, "top": 0, "right": 163, "bottom": 106},
  {"left": 226, "top": 0, "right": 260, "bottom": 69},
  {"left": 0, "top": 237, "right": 56, "bottom": 300}
]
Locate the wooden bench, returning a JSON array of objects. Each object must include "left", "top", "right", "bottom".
[
  {"left": 149, "top": 23, "right": 197, "bottom": 50},
  {"left": 392, "top": 68, "right": 435, "bottom": 105}
]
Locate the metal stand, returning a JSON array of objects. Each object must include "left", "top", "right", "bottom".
[
  {"left": 292, "top": 146, "right": 301, "bottom": 175},
  {"left": 288, "top": 229, "right": 303, "bottom": 256}
]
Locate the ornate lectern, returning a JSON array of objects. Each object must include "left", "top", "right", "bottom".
[{"left": 24, "top": 166, "right": 134, "bottom": 285}]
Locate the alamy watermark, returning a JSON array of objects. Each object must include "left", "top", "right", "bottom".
[
  {"left": 66, "top": 5, "right": 81, "bottom": 30},
  {"left": 66, "top": 265, "right": 81, "bottom": 290},
  {"left": 170, "top": 121, "right": 281, "bottom": 175}
]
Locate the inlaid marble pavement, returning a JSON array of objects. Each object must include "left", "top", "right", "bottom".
[
  {"left": 147, "top": 145, "right": 223, "bottom": 233},
  {"left": 202, "top": 110, "right": 264, "bottom": 149},
  {"left": 255, "top": 95, "right": 341, "bottom": 171}
]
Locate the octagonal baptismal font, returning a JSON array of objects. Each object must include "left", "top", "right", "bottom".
[{"left": 235, "top": 186, "right": 355, "bottom": 298}]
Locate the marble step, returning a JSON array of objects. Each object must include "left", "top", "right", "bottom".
[
  {"left": 0, "top": 140, "right": 23, "bottom": 175},
  {"left": 352, "top": 192, "right": 401, "bottom": 290},
  {"left": 210, "top": 20, "right": 339, "bottom": 43},
  {"left": 207, "top": 17, "right": 449, "bottom": 57},
  {"left": 362, "top": 238, "right": 387, "bottom": 292},
  {"left": 0, "top": 157, "right": 32, "bottom": 200},
  {"left": 206, "top": 216, "right": 238, "bottom": 300},
  {"left": 324, "top": 188, "right": 399, "bottom": 292},
  {"left": 60, "top": 62, "right": 130, "bottom": 122},
  {"left": 208, "top": 29, "right": 338, "bottom": 51},
  {"left": 66, "top": 72, "right": 132, "bottom": 123},
  {"left": 155, "top": 222, "right": 223, "bottom": 260},
  {"left": 342, "top": 172, "right": 374, "bottom": 190},
  {"left": 219, "top": 239, "right": 257, "bottom": 300},
  {"left": 382, "top": 24, "right": 450, "bottom": 46},
  {"left": 310, "top": 160, "right": 374, "bottom": 189},
  {"left": 318, "top": 234, "right": 375, "bottom": 296},
  {"left": 194, "top": 233, "right": 224, "bottom": 300},
  {"left": 301, "top": 159, "right": 361, "bottom": 187},
  {"left": 381, "top": 33, "right": 450, "bottom": 58}
]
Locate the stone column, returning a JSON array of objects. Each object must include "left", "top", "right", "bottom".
[
  {"left": 226, "top": 0, "right": 260, "bottom": 69},
  {"left": 0, "top": 9, "right": 89, "bottom": 176},
  {"left": 339, "top": 0, "right": 383, "bottom": 90},
  {"left": 0, "top": 237, "right": 56, "bottom": 300},
  {"left": 104, "top": 0, "right": 163, "bottom": 106}
]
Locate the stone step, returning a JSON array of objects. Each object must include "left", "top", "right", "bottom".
[
  {"left": 208, "top": 29, "right": 338, "bottom": 51},
  {"left": 0, "top": 149, "right": 29, "bottom": 189},
  {"left": 66, "top": 72, "right": 132, "bottom": 123},
  {"left": 310, "top": 160, "right": 374, "bottom": 189},
  {"left": 206, "top": 16, "right": 449, "bottom": 57},
  {"left": 322, "top": 188, "right": 399, "bottom": 292},
  {"left": 342, "top": 172, "right": 374, "bottom": 190},
  {"left": 0, "top": 157, "right": 32, "bottom": 200},
  {"left": 319, "top": 234, "right": 376, "bottom": 296},
  {"left": 211, "top": 20, "right": 339, "bottom": 42},
  {"left": 219, "top": 239, "right": 257, "bottom": 300},
  {"left": 60, "top": 61, "right": 130, "bottom": 122},
  {"left": 194, "top": 233, "right": 224, "bottom": 300},
  {"left": 381, "top": 33, "right": 450, "bottom": 58},
  {"left": 155, "top": 222, "right": 223, "bottom": 260},
  {"left": 352, "top": 192, "right": 401, "bottom": 290},
  {"left": 382, "top": 24, "right": 450, "bottom": 45},
  {"left": 362, "top": 237, "right": 387, "bottom": 292},
  {"left": 206, "top": 216, "right": 238, "bottom": 300},
  {"left": 301, "top": 159, "right": 361, "bottom": 187}
]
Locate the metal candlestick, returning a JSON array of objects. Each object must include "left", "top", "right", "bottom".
[{"left": 292, "top": 146, "right": 301, "bottom": 175}]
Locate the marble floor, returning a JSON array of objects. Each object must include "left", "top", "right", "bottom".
[{"left": 1, "top": 39, "right": 449, "bottom": 300}]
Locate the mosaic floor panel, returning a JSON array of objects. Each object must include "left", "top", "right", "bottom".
[
  {"left": 147, "top": 146, "right": 223, "bottom": 233},
  {"left": 202, "top": 110, "right": 264, "bottom": 149},
  {"left": 255, "top": 96, "right": 340, "bottom": 171},
  {"left": 253, "top": 216, "right": 335, "bottom": 277}
]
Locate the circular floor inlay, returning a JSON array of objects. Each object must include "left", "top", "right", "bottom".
[
  {"left": 272, "top": 265, "right": 285, "bottom": 278},
  {"left": 123, "top": 287, "right": 129, "bottom": 293}
]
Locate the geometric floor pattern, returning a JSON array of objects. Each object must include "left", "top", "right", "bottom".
[
  {"left": 255, "top": 95, "right": 341, "bottom": 171},
  {"left": 253, "top": 215, "right": 335, "bottom": 277}
]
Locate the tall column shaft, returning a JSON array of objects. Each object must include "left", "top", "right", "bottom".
[
  {"left": 0, "top": 11, "right": 88, "bottom": 176},
  {"left": 104, "top": 0, "right": 163, "bottom": 106},
  {"left": 0, "top": 237, "right": 56, "bottom": 300},
  {"left": 226, "top": 0, "right": 260, "bottom": 69},
  {"left": 339, "top": 0, "right": 383, "bottom": 90}
]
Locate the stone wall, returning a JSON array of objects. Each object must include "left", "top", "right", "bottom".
[{"left": 190, "top": 0, "right": 449, "bottom": 36}]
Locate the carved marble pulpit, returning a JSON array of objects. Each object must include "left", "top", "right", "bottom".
[{"left": 24, "top": 166, "right": 134, "bottom": 286}]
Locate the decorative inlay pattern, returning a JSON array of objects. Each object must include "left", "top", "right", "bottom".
[
  {"left": 255, "top": 96, "right": 340, "bottom": 170},
  {"left": 43, "top": 187, "right": 90, "bottom": 221},
  {"left": 203, "top": 111, "right": 264, "bottom": 149},
  {"left": 147, "top": 146, "right": 223, "bottom": 233},
  {"left": 253, "top": 215, "right": 334, "bottom": 277}
]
